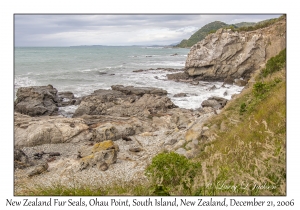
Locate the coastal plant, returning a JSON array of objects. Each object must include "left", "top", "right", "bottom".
[
  {"left": 237, "top": 16, "right": 282, "bottom": 32},
  {"left": 239, "top": 103, "right": 247, "bottom": 115},
  {"left": 145, "top": 152, "right": 200, "bottom": 192},
  {"left": 253, "top": 82, "right": 269, "bottom": 98},
  {"left": 261, "top": 49, "right": 286, "bottom": 77}
]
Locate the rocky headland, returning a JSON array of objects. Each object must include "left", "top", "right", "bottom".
[
  {"left": 14, "top": 16, "right": 286, "bottom": 193},
  {"left": 167, "top": 17, "right": 286, "bottom": 85}
]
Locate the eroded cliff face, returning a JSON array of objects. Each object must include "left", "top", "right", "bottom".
[{"left": 185, "top": 18, "right": 286, "bottom": 81}]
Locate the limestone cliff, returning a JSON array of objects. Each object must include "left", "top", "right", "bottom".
[{"left": 185, "top": 17, "right": 286, "bottom": 81}]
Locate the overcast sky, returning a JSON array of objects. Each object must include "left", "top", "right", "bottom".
[{"left": 14, "top": 14, "right": 282, "bottom": 47}]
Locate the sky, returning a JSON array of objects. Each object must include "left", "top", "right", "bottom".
[{"left": 14, "top": 14, "right": 282, "bottom": 47}]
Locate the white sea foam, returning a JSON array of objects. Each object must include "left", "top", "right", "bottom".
[
  {"left": 15, "top": 46, "right": 244, "bottom": 112},
  {"left": 148, "top": 61, "right": 185, "bottom": 66},
  {"left": 58, "top": 105, "right": 78, "bottom": 118},
  {"left": 105, "top": 65, "right": 123, "bottom": 69},
  {"left": 80, "top": 69, "right": 92, "bottom": 72},
  {"left": 15, "top": 76, "right": 39, "bottom": 89},
  {"left": 144, "top": 47, "right": 164, "bottom": 49}
]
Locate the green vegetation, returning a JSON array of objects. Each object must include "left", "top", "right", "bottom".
[
  {"left": 15, "top": 180, "right": 153, "bottom": 196},
  {"left": 176, "top": 21, "right": 227, "bottom": 48},
  {"left": 227, "top": 15, "right": 286, "bottom": 33},
  {"left": 145, "top": 152, "right": 200, "bottom": 195},
  {"left": 233, "top": 22, "right": 256, "bottom": 28},
  {"left": 239, "top": 102, "right": 247, "bottom": 115},
  {"left": 176, "top": 15, "right": 286, "bottom": 48},
  {"left": 261, "top": 49, "right": 286, "bottom": 77}
]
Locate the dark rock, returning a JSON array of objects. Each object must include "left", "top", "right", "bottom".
[
  {"left": 234, "top": 79, "right": 247, "bottom": 86},
  {"left": 210, "top": 96, "right": 228, "bottom": 107},
  {"left": 170, "top": 53, "right": 178, "bottom": 56},
  {"left": 111, "top": 85, "right": 167, "bottom": 96},
  {"left": 33, "top": 151, "right": 45, "bottom": 159},
  {"left": 174, "top": 93, "right": 187, "bottom": 97},
  {"left": 14, "top": 149, "right": 30, "bottom": 169},
  {"left": 208, "top": 85, "right": 217, "bottom": 91},
  {"left": 201, "top": 96, "right": 228, "bottom": 109},
  {"left": 129, "top": 147, "right": 142, "bottom": 152},
  {"left": 99, "top": 162, "right": 108, "bottom": 171},
  {"left": 166, "top": 72, "right": 189, "bottom": 81},
  {"left": 122, "top": 136, "right": 132, "bottom": 141},
  {"left": 48, "top": 152, "right": 61, "bottom": 157},
  {"left": 74, "top": 97, "right": 83, "bottom": 105},
  {"left": 28, "top": 162, "right": 49, "bottom": 177},
  {"left": 133, "top": 69, "right": 144, "bottom": 72},
  {"left": 223, "top": 77, "right": 234, "bottom": 85},
  {"left": 201, "top": 100, "right": 221, "bottom": 109},
  {"left": 57, "top": 91, "right": 76, "bottom": 107},
  {"left": 57, "top": 91, "right": 74, "bottom": 100},
  {"left": 47, "top": 157, "right": 56, "bottom": 162},
  {"left": 14, "top": 85, "right": 59, "bottom": 117}
]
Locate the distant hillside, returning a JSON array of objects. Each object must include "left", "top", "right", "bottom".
[
  {"left": 176, "top": 21, "right": 227, "bottom": 48},
  {"left": 175, "top": 16, "right": 283, "bottom": 48},
  {"left": 233, "top": 22, "right": 256, "bottom": 28},
  {"left": 175, "top": 20, "right": 254, "bottom": 48}
]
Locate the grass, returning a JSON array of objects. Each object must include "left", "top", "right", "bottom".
[
  {"left": 193, "top": 79, "right": 286, "bottom": 195},
  {"left": 16, "top": 180, "right": 153, "bottom": 196},
  {"left": 190, "top": 50, "right": 286, "bottom": 195},
  {"left": 231, "top": 15, "right": 286, "bottom": 33}
]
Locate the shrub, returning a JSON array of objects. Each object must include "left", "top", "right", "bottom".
[
  {"left": 253, "top": 82, "right": 269, "bottom": 98},
  {"left": 262, "top": 49, "right": 286, "bottom": 77},
  {"left": 145, "top": 152, "right": 200, "bottom": 188},
  {"left": 239, "top": 102, "right": 247, "bottom": 115}
]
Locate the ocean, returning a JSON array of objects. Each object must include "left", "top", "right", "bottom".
[{"left": 14, "top": 46, "right": 243, "bottom": 116}]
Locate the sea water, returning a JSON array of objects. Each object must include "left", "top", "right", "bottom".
[{"left": 14, "top": 46, "right": 243, "bottom": 114}]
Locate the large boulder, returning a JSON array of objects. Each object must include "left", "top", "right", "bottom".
[
  {"left": 79, "top": 140, "right": 118, "bottom": 171},
  {"left": 173, "top": 93, "right": 187, "bottom": 97},
  {"left": 73, "top": 86, "right": 176, "bottom": 118},
  {"left": 28, "top": 162, "right": 49, "bottom": 177},
  {"left": 201, "top": 96, "right": 228, "bottom": 109},
  {"left": 72, "top": 89, "right": 127, "bottom": 117},
  {"left": 185, "top": 18, "right": 286, "bottom": 81},
  {"left": 14, "top": 149, "right": 31, "bottom": 169},
  {"left": 14, "top": 85, "right": 78, "bottom": 116},
  {"left": 166, "top": 72, "right": 190, "bottom": 81},
  {"left": 14, "top": 112, "right": 90, "bottom": 147},
  {"left": 234, "top": 79, "right": 247, "bottom": 87},
  {"left": 111, "top": 85, "right": 167, "bottom": 96},
  {"left": 91, "top": 121, "right": 138, "bottom": 142},
  {"left": 14, "top": 85, "right": 59, "bottom": 117}
]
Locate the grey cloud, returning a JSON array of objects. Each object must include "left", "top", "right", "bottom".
[{"left": 14, "top": 14, "right": 282, "bottom": 46}]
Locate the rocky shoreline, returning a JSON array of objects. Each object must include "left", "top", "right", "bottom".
[{"left": 14, "top": 83, "right": 226, "bottom": 192}]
